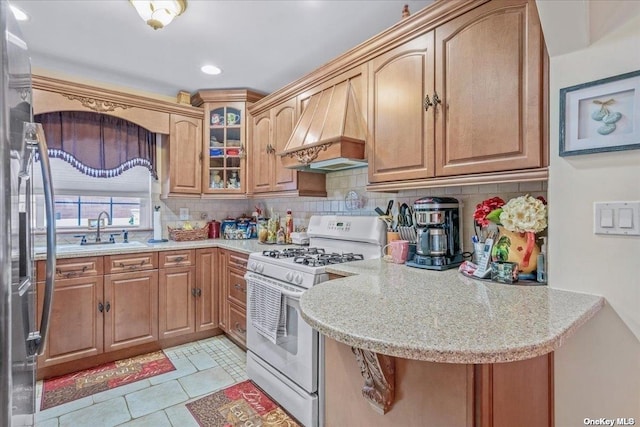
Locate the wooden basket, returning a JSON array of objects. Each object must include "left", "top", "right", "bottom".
[{"left": 167, "top": 225, "right": 208, "bottom": 241}]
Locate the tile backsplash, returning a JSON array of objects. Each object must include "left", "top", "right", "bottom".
[{"left": 158, "top": 166, "right": 547, "bottom": 254}]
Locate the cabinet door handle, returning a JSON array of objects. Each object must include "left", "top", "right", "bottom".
[
  {"left": 191, "top": 288, "right": 197, "bottom": 297},
  {"left": 239, "top": 144, "right": 247, "bottom": 159},
  {"left": 433, "top": 92, "right": 442, "bottom": 107},
  {"left": 423, "top": 94, "right": 433, "bottom": 111},
  {"left": 98, "top": 302, "right": 104, "bottom": 313},
  {"left": 105, "top": 302, "right": 111, "bottom": 312},
  {"left": 234, "top": 283, "right": 245, "bottom": 293},
  {"left": 196, "top": 288, "right": 202, "bottom": 297}
]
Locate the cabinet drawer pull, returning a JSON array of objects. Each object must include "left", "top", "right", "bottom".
[
  {"left": 56, "top": 265, "right": 89, "bottom": 278},
  {"left": 172, "top": 256, "right": 185, "bottom": 263},
  {"left": 234, "top": 322, "right": 246, "bottom": 335},
  {"left": 118, "top": 260, "right": 146, "bottom": 269},
  {"left": 234, "top": 283, "right": 245, "bottom": 292},
  {"left": 105, "top": 302, "right": 111, "bottom": 312},
  {"left": 192, "top": 288, "right": 202, "bottom": 297}
]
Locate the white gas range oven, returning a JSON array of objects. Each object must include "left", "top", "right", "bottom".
[{"left": 244, "top": 215, "right": 386, "bottom": 427}]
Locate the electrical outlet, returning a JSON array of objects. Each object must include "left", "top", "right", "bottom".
[{"left": 179, "top": 208, "right": 189, "bottom": 221}]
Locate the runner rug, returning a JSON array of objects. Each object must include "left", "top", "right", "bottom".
[
  {"left": 186, "top": 380, "right": 301, "bottom": 426},
  {"left": 40, "top": 350, "right": 175, "bottom": 410}
]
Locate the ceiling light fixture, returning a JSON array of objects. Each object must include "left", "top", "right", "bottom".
[
  {"left": 9, "top": 5, "right": 29, "bottom": 21},
  {"left": 201, "top": 65, "right": 222, "bottom": 75},
  {"left": 130, "top": 0, "right": 187, "bottom": 30}
]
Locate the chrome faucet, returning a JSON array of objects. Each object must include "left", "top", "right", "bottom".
[{"left": 95, "top": 211, "right": 111, "bottom": 243}]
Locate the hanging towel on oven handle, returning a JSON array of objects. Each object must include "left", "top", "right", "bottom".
[{"left": 247, "top": 276, "right": 287, "bottom": 344}]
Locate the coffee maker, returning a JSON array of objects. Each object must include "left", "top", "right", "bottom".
[{"left": 407, "top": 197, "right": 464, "bottom": 270}]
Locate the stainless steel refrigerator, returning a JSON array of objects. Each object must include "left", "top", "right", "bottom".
[{"left": 1, "top": 1, "right": 56, "bottom": 425}]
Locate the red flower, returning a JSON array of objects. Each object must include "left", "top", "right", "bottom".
[
  {"left": 536, "top": 195, "right": 547, "bottom": 205},
  {"left": 474, "top": 197, "right": 505, "bottom": 227}
]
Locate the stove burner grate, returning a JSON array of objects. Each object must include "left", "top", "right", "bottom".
[
  {"left": 293, "top": 252, "right": 365, "bottom": 266},
  {"left": 262, "top": 247, "right": 326, "bottom": 259}
]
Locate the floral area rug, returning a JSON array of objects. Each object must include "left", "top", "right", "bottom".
[
  {"left": 40, "top": 350, "right": 175, "bottom": 410},
  {"left": 186, "top": 380, "right": 301, "bottom": 426}
]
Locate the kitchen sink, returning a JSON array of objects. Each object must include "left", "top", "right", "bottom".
[{"left": 35, "top": 241, "right": 148, "bottom": 254}]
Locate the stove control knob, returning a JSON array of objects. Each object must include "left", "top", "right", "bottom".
[
  {"left": 257, "top": 263, "right": 264, "bottom": 273},
  {"left": 294, "top": 274, "right": 303, "bottom": 284},
  {"left": 286, "top": 272, "right": 294, "bottom": 282},
  {"left": 250, "top": 262, "right": 257, "bottom": 271}
]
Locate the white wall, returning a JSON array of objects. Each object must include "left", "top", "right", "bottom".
[{"left": 547, "top": 10, "right": 640, "bottom": 425}]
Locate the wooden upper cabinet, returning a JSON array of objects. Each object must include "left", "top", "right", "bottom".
[
  {"left": 368, "top": 32, "right": 435, "bottom": 183},
  {"left": 248, "top": 98, "right": 326, "bottom": 196},
  {"left": 272, "top": 100, "right": 298, "bottom": 192},
  {"left": 434, "top": 0, "right": 544, "bottom": 176},
  {"left": 168, "top": 113, "right": 203, "bottom": 194},
  {"left": 251, "top": 110, "right": 273, "bottom": 193}
]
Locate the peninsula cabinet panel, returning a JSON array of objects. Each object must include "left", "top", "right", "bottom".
[
  {"left": 368, "top": 32, "right": 436, "bottom": 183},
  {"left": 36, "top": 276, "right": 104, "bottom": 368},
  {"left": 168, "top": 113, "right": 203, "bottom": 194},
  {"left": 434, "top": 0, "right": 544, "bottom": 176},
  {"left": 103, "top": 270, "right": 159, "bottom": 352}
]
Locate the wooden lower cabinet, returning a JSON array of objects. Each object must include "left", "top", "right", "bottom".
[
  {"left": 104, "top": 270, "right": 159, "bottom": 352},
  {"left": 36, "top": 275, "right": 104, "bottom": 368},
  {"left": 218, "top": 249, "right": 248, "bottom": 348},
  {"left": 158, "top": 248, "right": 219, "bottom": 339},
  {"left": 324, "top": 338, "right": 553, "bottom": 427},
  {"left": 37, "top": 249, "right": 223, "bottom": 377},
  {"left": 36, "top": 254, "right": 159, "bottom": 374}
]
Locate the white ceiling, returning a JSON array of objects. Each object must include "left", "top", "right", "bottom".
[{"left": 10, "top": 0, "right": 433, "bottom": 99}]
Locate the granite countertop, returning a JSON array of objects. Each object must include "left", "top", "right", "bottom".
[
  {"left": 34, "top": 238, "right": 297, "bottom": 260},
  {"left": 299, "top": 259, "right": 605, "bottom": 364}
]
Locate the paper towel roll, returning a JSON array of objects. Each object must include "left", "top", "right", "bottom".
[{"left": 153, "top": 211, "right": 162, "bottom": 241}]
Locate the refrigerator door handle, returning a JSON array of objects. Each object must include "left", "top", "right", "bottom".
[{"left": 25, "top": 123, "right": 56, "bottom": 356}]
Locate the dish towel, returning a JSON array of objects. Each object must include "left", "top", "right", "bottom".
[{"left": 247, "top": 277, "right": 287, "bottom": 344}]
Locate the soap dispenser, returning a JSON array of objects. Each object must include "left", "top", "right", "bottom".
[{"left": 536, "top": 237, "right": 547, "bottom": 283}]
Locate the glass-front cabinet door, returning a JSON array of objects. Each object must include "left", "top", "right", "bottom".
[{"left": 203, "top": 102, "right": 246, "bottom": 194}]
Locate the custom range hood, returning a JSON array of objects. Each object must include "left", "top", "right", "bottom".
[{"left": 279, "top": 75, "right": 367, "bottom": 172}]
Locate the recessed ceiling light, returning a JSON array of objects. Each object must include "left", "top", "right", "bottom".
[
  {"left": 201, "top": 65, "right": 222, "bottom": 75},
  {"left": 10, "top": 5, "right": 29, "bottom": 21}
]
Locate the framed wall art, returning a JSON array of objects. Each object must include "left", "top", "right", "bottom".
[{"left": 559, "top": 69, "right": 640, "bottom": 156}]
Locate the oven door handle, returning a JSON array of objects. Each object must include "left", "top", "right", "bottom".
[{"left": 245, "top": 273, "right": 305, "bottom": 298}]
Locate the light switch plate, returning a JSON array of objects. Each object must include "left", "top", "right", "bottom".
[
  {"left": 179, "top": 207, "right": 189, "bottom": 221},
  {"left": 594, "top": 201, "right": 640, "bottom": 236}
]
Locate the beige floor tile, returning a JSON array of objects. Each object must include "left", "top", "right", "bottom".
[
  {"left": 178, "top": 367, "right": 235, "bottom": 398},
  {"left": 36, "top": 396, "right": 93, "bottom": 422},
  {"left": 125, "top": 380, "right": 188, "bottom": 419},
  {"left": 164, "top": 404, "right": 201, "bottom": 427},
  {"left": 117, "top": 410, "right": 172, "bottom": 426},
  {"left": 92, "top": 379, "right": 151, "bottom": 404},
  {"left": 187, "top": 352, "right": 220, "bottom": 370},
  {"left": 59, "top": 397, "right": 130, "bottom": 427},
  {"left": 148, "top": 358, "right": 197, "bottom": 386}
]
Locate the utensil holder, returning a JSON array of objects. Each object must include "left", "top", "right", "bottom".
[{"left": 397, "top": 226, "right": 417, "bottom": 243}]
